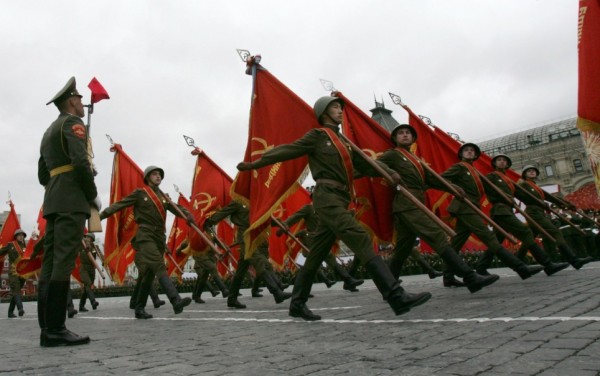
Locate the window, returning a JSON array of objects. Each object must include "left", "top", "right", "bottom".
[
  {"left": 573, "top": 159, "right": 584, "bottom": 173},
  {"left": 545, "top": 165, "right": 554, "bottom": 177}
]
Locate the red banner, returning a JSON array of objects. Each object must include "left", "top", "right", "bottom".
[
  {"left": 104, "top": 144, "right": 144, "bottom": 285},
  {"left": 0, "top": 200, "right": 21, "bottom": 275},
  {"left": 16, "top": 207, "right": 46, "bottom": 278},
  {"left": 166, "top": 193, "right": 191, "bottom": 278},
  {"left": 88, "top": 77, "right": 110, "bottom": 104},
  {"left": 216, "top": 220, "right": 236, "bottom": 278},
  {"left": 231, "top": 60, "right": 317, "bottom": 258}
]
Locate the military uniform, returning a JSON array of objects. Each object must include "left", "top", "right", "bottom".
[
  {"left": 282, "top": 203, "right": 364, "bottom": 291},
  {"left": 204, "top": 201, "right": 289, "bottom": 308},
  {"left": 37, "top": 77, "right": 97, "bottom": 347},
  {"left": 517, "top": 176, "right": 592, "bottom": 269},
  {"left": 476, "top": 167, "right": 569, "bottom": 275},
  {"left": 243, "top": 98, "right": 431, "bottom": 321},
  {"left": 0, "top": 234, "right": 27, "bottom": 318},
  {"left": 181, "top": 242, "right": 229, "bottom": 303},
  {"left": 100, "top": 174, "right": 192, "bottom": 319},
  {"left": 78, "top": 235, "right": 99, "bottom": 311}
]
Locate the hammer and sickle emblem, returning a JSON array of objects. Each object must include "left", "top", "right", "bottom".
[
  {"left": 362, "top": 148, "right": 383, "bottom": 160},
  {"left": 272, "top": 205, "right": 285, "bottom": 219},
  {"left": 193, "top": 192, "right": 217, "bottom": 214},
  {"left": 251, "top": 137, "right": 274, "bottom": 178}
]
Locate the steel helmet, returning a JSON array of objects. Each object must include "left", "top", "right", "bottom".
[
  {"left": 521, "top": 165, "right": 539, "bottom": 179},
  {"left": 144, "top": 165, "right": 164, "bottom": 183},
  {"left": 491, "top": 154, "right": 512, "bottom": 169},
  {"left": 13, "top": 229, "right": 26, "bottom": 239},
  {"left": 390, "top": 124, "right": 418, "bottom": 144},
  {"left": 313, "top": 96, "right": 344, "bottom": 124},
  {"left": 457, "top": 142, "right": 481, "bottom": 160},
  {"left": 84, "top": 233, "right": 96, "bottom": 241}
]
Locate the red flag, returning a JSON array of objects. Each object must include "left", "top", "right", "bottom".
[
  {"left": 166, "top": 193, "right": 191, "bottom": 278},
  {"left": 216, "top": 220, "right": 237, "bottom": 278},
  {"left": 88, "top": 77, "right": 110, "bottom": 104},
  {"left": 16, "top": 206, "right": 46, "bottom": 278},
  {"left": 0, "top": 200, "right": 21, "bottom": 275},
  {"left": 104, "top": 144, "right": 145, "bottom": 285},
  {"left": 577, "top": 0, "right": 600, "bottom": 193},
  {"left": 231, "top": 59, "right": 317, "bottom": 258},
  {"left": 269, "top": 187, "right": 312, "bottom": 269}
]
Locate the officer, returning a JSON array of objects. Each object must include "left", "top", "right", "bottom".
[
  {"left": 203, "top": 200, "right": 291, "bottom": 309},
  {"left": 99, "top": 166, "right": 192, "bottom": 319},
  {"left": 78, "top": 233, "right": 99, "bottom": 312},
  {"left": 277, "top": 201, "right": 364, "bottom": 292},
  {"left": 517, "top": 165, "right": 593, "bottom": 269},
  {"left": 38, "top": 77, "right": 100, "bottom": 347},
  {"left": 475, "top": 155, "right": 569, "bottom": 276},
  {"left": 237, "top": 96, "right": 431, "bottom": 321},
  {"left": 0, "top": 229, "right": 28, "bottom": 318},
  {"left": 377, "top": 124, "right": 499, "bottom": 293},
  {"left": 440, "top": 143, "right": 544, "bottom": 282}
]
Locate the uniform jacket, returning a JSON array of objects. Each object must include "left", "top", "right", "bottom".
[{"left": 441, "top": 162, "right": 483, "bottom": 215}]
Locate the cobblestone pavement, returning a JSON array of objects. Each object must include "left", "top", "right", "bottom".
[{"left": 1, "top": 263, "right": 599, "bottom": 376}]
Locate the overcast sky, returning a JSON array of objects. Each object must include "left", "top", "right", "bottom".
[{"left": 0, "top": 1, "right": 578, "bottom": 240}]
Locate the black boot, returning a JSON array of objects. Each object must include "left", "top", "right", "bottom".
[
  {"left": 439, "top": 247, "right": 499, "bottom": 293},
  {"left": 158, "top": 275, "right": 191, "bottom": 314},
  {"left": 8, "top": 296, "right": 16, "bottom": 318},
  {"left": 40, "top": 281, "right": 90, "bottom": 347},
  {"left": 227, "top": 259, "right": 249, "bottom": 309},
  {"left": 135, "top": 271, "right": 154, "bottom": 319},
  {"left": 289, "top": 267, "right": 320, "bottom": 321},
  {"left": 206, "top": 280, "right": 220, "bottom": 297},
  {"left": 87, "top": 287, "right": 99, "bottom": 310},
  {"left": 443, "top": 272, "right": 467, "bottom": 287},
  {"left": 558, "top": 245, "right": 593, "bottom": 270},
  {"left": 130, "top": 278, "right": 141, "bottom": 309},
  {"left": 365, "top": 256, "right": 431, "bottom": 315},
  {"left": 527, "top": 244, "right": 570, "bottom": 276},
  {"left": 66, "top": 289, "right": 78, "bottom": 319},
  {"left": 413, "top": 250, "right": 443, "bottom": 279},
  {"left": 251, "top": 277, "right": 264, "bottom": 298},
  {"left": 79, "top": 289, "right": 89, "bottom": 312},
  {"left": 317, "top": 268, "right": 336, "bottom": 288},
  {"left": 150, "top": 286, "right": 166, "bottom": 308},
  {"left": 333, "top": 262, "right": 364, "bottom": 292},
  {"left": 495, "top": 247, "right": 544, "bottom": 280},
  {"left": 37, "top": 281, "right": 48, "bottom": 330},
  {"left": 193, "top": 271, "right": 209, "bottom": 303},
  {"left": 213, "top": 275, "right": 230, "bottom": 298},
  {"left": 262, "top": 271, "right": 292, "bottom": 304},
  {"left": 475, "top": 249, "right": 495, "bottom": 276},
  {"left": 14, "top": 294, "right": 25, "bottom": 317}
]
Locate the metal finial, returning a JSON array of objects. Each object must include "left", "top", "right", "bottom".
[
  {"left": 173, "top": 184, "right": 180, "bottom": 193},
  {"left": 236, "top": 49, "right": 252, "bottom": 62},
  {"left": 418, "top": 115, "right": 432, "bottom": 126},
  {"left": 183, "top": 135, "right": 196, "bottom": 148},
  {"left": 319, "top": 79, "right": 336, "bottom": 92},
  {"left": 388, "top": 92, "right": 403, "bottom": 106},
  {"left": 105, "top": 134, "right": 114, "bottom": 146}
]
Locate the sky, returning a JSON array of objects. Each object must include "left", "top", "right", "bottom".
[{"left": 0, "top": 0, "right": 579, "bottom": 241}]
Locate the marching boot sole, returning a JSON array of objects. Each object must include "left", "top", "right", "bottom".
[
  {"left": 518, "top": 265, "right": 545, "bottom": 280},
  {"left": 544, "top": 262, "right": 570, "bottom": 276},
  {"left": 40, "top": 331, "right": 90, "bottom": 347},
  {"left": 467, "top": 275, "right": 500, "bottom": 293},
  {"left": 390, "top": 292, "right": 432, "bottom": 316},
  {"left": 173, "top": 297, "right": 192, "bottom": 314},
  {"left": 274, "top": 292, "right": 292, "bottom": 304},
  {"left": 289, "top": 308, "right": 321, "bottom": 321}
]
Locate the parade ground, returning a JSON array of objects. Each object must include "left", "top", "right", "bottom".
[{"left": 1, "top": 263, "right": 599, "bottom": 376}]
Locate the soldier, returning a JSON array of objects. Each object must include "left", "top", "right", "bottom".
[
  {"left": 38, "top": 77, "right": 100, "bottom": 347},
  {"left": 276, "top": 202, "right": 365, "bottom": 292},
  {"left": 78, "top": 233, "right": 99, "bottom": 312},
  {"left": 440, "top": 143, "right": 544, "bottom": 283},
  {"left": 0, "top": 229, "right": 28, "bottom": 318},
  {"left": 377, "top": 124, "right": 499, "bottom": 293},
  {"left": 475, "top": 155, "right": 570, "bottom": 276},
  {"left": 99, "top": 166, "right": 192, "bottom": 319},
  {"left": 237, "top": 96, "right": 431, "bottom": 321},
  {"left": 203, "top": 200, "right": 291, "bottom": 309},
  {"left": 517, "top": 165, "right": 594, "bottom": 269}
]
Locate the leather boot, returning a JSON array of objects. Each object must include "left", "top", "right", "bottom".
[
  {"left": 365, "top": 256, "right": 431, "bottom": 315},
  {"left": 443, "top": 271, "right": 467, "bottom": 287},
  {"left": 8, "top": 296, "right": 16, "bottom": 318},
  {"left": 227, "top": 259, "right": 250, "bottom": 309},
  {"left": 251, "top": 277, "right": 264, "bottom": 298},
  {"left": 333, "top": 262, "right": 364, "bottom": 292},
  {"left": 289, "top": 267, "right": 320, "bottom": 321},
  {"left": 213, "top": 275, "right": 230, "bottom": 298},
  {"left": 158, "top": 275, "right": 191, "bottom": 314},
  {"left": 37, "top": 281, "right": 48, "bottom": 330},
  {"left": 40, "top": 281, "right": 90, "bottom": 347},
  {"left": 129, "top": 278, "right": 141, "bottom": 309},
  {"left": 527, "top": 244, "right": 569, "bottom": 276},
  {"left": 558, "top": 245, "right": 593, "bottom": 270},
  {"left": 67, "top": 289, "right": 78, "bottom": 318},
  {"left": 135, "top": 271, "right": 154, "bottom": 319},
  {"left": 475, "top": 249, "right": 495, "bottom": 275},
  {"left": 494, "top": 247, "right": 544, "bottom": 280},
  {"left": 413, "top": 249, "right": 443, "bottom": 279},
  {"left": 15, "top": 294, "right": 25, "bottom": 317},
  {"left": 262, "top": 271, "right": 292, "bottom": 304},
  {"left": 150, "top": 286, "right": 166, "bottom": 308},
  {"left": 193, "top": 270, "right": 209, "bottom": 303},
  {"left": 317, "top": 268, "right": 336, "bottom": 288},
  {"left": 206, "top": 280, "right": 220, "bottom": 297},
  {"left": 79, "top": 289, "right": 89, "bottom": 312},
  {"left": 87, "top": 287, "right": 99, "bottom": 310},
  {"left": 439, "top": 247, "right": 499, "bottom": 293}
]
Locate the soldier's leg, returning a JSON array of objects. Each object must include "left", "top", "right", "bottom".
[
  {"left": 325, "top": 253, "right": 364, "bottom": 291},
  {"left": 388, "top": 215, "right": 418, "bottom": 280},
  {"left": 135, "top": 268, "right": 154, "bottom": 319},
  {"left": 227, "top": 254, "right": 251, "bottom": 309},
  {"left": 537, "top": 216, "right": 593, "bottom": 269},
  {"left": 251, "top": 251, "right": 291, "bottom": 304},
  {"left": 67, "top": 287, "right": 78, "bottom": 318},
  {"left": 149, "top": 284, "right": 165, "bottom": 308},
  {"left": 79, "top": 287, "right": 88, "bottom": 311},
  {"left": 410, "top": 247, "right": 443, "bottom": 279},
  {"left": 193, "top": 269, "right": 209, "bottom": 303},
  {"left": 8, "top": 296, "right": 16, "bottom": 318}
]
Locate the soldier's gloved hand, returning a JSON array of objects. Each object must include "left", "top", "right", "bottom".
[
  {"left": 186, "top": 214, "right": 196, "bottom": 226},
  {"left": 203, "top": 221, "right": 212, "bottom": 231},
  {"left": 91, "top": 196, "right": 102, "bottom": 211},
  {"left": 237, "top": 162, "right": 254, "bottom": 171},
  {"left": 276, "top": 228, "right": 285, "bottom": 237},
  {"left": 390, "top": 172, "right": 403, "bottom": 187}
]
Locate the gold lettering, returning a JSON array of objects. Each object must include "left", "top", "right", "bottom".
[
  {"left": 264, "top": 162, "right": 282, "bottom": 188},
  {"left": 578, "top": 6, "right": 587, "bottom": 48}
]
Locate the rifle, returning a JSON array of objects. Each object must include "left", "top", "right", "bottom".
[
  {"left": 337, "top": 132, "right": 456, "bottom": 238},
  {"left": 476, "top": 170, "right": 556, "bottom": 242}
]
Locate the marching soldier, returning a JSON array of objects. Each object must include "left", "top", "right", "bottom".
[
  {"left": 78, "top": 233, "right": 99, "bottom": 312},
  {"left": 475, "top": 155, "right": 569, "bottom": 276},
  {"left": 440, "top": 143, "right": 544, "bottom": 282},
  {"left": 38, "top": 77, "right": 100, "bottom": 347},
  {"left": 277, "top": 202, "right": 364, "bottom": 292},
  {"left": 203, "top": 200, "right": 291, "bottom": 309},
  {"left": 0, "top": 229, "right": 28, "bottom": 318},
  {"left": 237, "top": 96, "right": 431, "bottom": 321},
  {"left": 377, "top": 124, "right": 499, "bottom": 293},
  {"left": 99, "top": 166, "right": 192, "bottom": 319},
  {"left": 517, "top": 165, "right": 594, "bottom": 269}
]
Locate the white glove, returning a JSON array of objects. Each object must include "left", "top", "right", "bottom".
[{"left": 91, "top": 196, "right": 102, "bottom": 211}]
